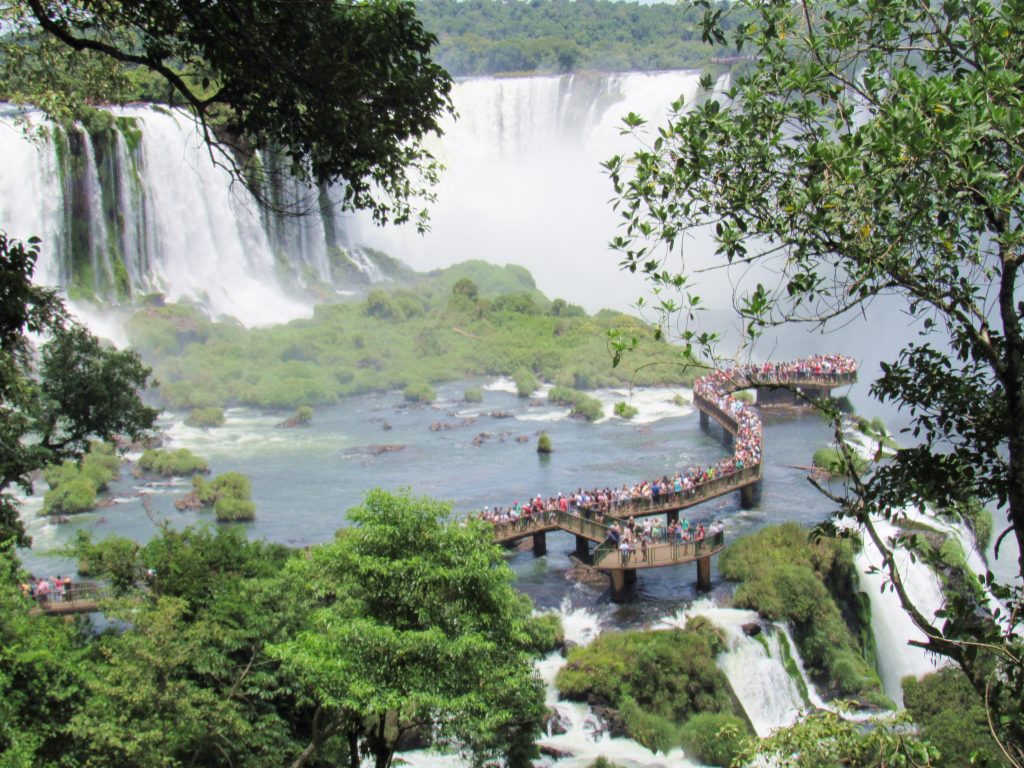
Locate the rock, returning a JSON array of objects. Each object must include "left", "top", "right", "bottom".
[
  {"left": 489, "top": 410, "right": 514, "bottom": 419},
  {"left": 542, "top": 709, "right": 569, "bottom": 736},
  {"left": 741, "top": 621, "right": 762, "bottom": 637},
  {"left": 515, "top": 435, "right": 530, "bottom": 443},
  {"left": 561, "top": 640, "right": 579, "bottom": 656},
  {"left": 538, "top": 745, "right": 574, "bottom": 760},
  {"left": 343, "top": 444, "right": 406, "bottom": 457},
  {"left": 95, "top": 498, "right": 118, "bottom": 509},
  {"left": 529, "top": 398, "right": 545, "bottom": 407},
  {"left": 471, "top": 432, "right": 492, "bottom": 446},
  {"left": 430, "top": 418, "right": 477, "bottom": 432},
  {"left": 591, "top": 705, "right": 628, "bottom": 739},
  {"left": 381, "top": 422, "right": 393, "bottom": 431},
  {"left": 276, "top": 416, "right": 311, "bottom": 429},
  {"left": 564, "top": 560, "right": 609, "bottom": 586},
  {"left": 175, "top": 491, "right": 203, "bottom": 511}
]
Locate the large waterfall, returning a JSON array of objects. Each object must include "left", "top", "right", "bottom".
[{"left": 0, "top": 71, "right": 710, "bottom": 324}]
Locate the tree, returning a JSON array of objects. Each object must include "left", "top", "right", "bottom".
[
  {"left": 0, "top": 235, "right": 157, "bottom": 548},
  {"left": 606, "top": 0, "right": 1024, "bottom": 761},
  {"left": 2, "top": 0, "right": 454, "bottom": 229},
  {"left": 269, "top": 488, "right": 546, "bottom": 768}
]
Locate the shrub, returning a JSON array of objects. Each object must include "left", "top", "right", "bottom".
[
  {"left": 464, "top": 387, "right": 483, "bottom": 403},
  {"left": 619, "top": 695, "right": 677, "bottom": 754},
  {"left": 513, "top": 367, "right": 538, "bottom": 397},
  {"left": 294, "top": 405, "right": 314, "bottom": 424},
  {"left": 138, "top": 448, "right": 209, "bottom": 476},
  {"left": 733, "top": 390, "right": 754, "bottom": 403},
  {"left": 614, "top": 401, "right": 639, "bottom": 419},
  {"left": 526, "top": 612, "right": 564, "bottom": 654},
  {"left": 903, "top": 669, "right": 1005, "bottom": 767},
  {"left": 536, "top": 432, "right": 552, "bottom": 454},
  {"left": 403, "top": 382, "right": 436, "bottom": 403},
  {"left": 678, "top": 712, "right": 748, "bottom": 768},
  {"left": 673, "top": 393, "right": 690, "bottom": 407},
  {"left": 549, "top": 386, "right": 603, "bottom": 421},
  {"left": 43, "top": 477, "right": 98, "bottom": 515},
  {"left": 214, "top": 497, "right": 256, "bottom": 522},
  {"left": 185, "top": 406, "right": 226, "bottom": 428},
  {"left": 812, "top": 446, "right": 868, "bottom": 476}
]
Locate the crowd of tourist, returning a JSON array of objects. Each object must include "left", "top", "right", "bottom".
[
  {"left": 20, "top": 575, "right": 74, "bottom": 605},
  {"left": 473, "top": 355, "right": 858, "bottom": 559}
]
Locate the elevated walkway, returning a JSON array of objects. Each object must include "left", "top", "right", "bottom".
[{"left": 490, "top": 355, "right": 858, "bottom": 600}]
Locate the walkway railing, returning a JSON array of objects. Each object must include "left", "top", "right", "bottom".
[
  {"left": 592, "top": 530, "right": 725, "bottom": 569},
  {"left": 30, "top": 583, "right": 110, "bottom": 615}
]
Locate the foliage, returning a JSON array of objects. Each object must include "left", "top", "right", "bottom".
[
  {"left": 191, "top": 472, "right": 254, "bottom": 525},
  {"left": 403, "top": 382, "right": 436, "bottom": 403},
  {"left": 812, "top": 446, "right": 868, "bottom": 478},
  {"left": 903, "top": 669, "right": 1008, "bottom": 768},
  {"left": 678, "top": 712, "right": 748, "bottom": 768},
  {"left": 464, "top": 387, "right": 483, "bottom": 403},
  {"left": 214, "top": 497, "right": 256, "bottom": 523},
  {"left": 137, "top": 447, "right": 209, "bottom": 477},
  {"left": 549, "top": 386, "right": 604, "bottom": 422},
  {"left": 185, "top": 406, "right": 225, "bottom": 428},
  {"left": 536, "top": 432, "right": 553, "bottom": 454},
  {"left": 556, "top": 627, "right": 744, "bottom": 751},
  {"left": 294, "top": 405, "right": 314, "bottom": 425},
  {"left": 613, "top": 401, "right": 639, "bottom": 420},
  {"left": 513, "top": 366, "right": 539, "bottom": 398},
  {"left": 269, "top": 489, "right": 546, "bottom": 768},
  {"left": 69, "top": 531, "right": 140, "bottom": 593},
  {"left": 416, "top": 0, "right": 748, "bottom": 76},
  {"left": 41, "top": 442, "right": 120, "bottom": 515},
  {"left": 607, "top": 0, "right": 1024, "bottom": 752},
  {"left": 0, "top": 234, "right": 156, "bottom": 547},
  {"left": 737, "top": 708, "right": 938, "bottom": 768},
  {"left": 720, "top": 525, "right": 887, "bottom": 702},
  {"left": 125, "top": 263, "right": 697, "bottom": 410},
  {"left": 2, "top": 0, "right": 454, "bottom": 230},
  {"left": 526, "top": 612, "right": 564, "bottom": 655}
]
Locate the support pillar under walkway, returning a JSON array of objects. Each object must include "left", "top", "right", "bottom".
[
  {"left": 574, "top": 535, "right": 591, "bottom": 563},
  {"left": 699, "top": 411, "right": 710, "bottom": 430},
  {"left": 532, "top": 531, "right": 547, "bottom": 556},
  {"left": 609, "top": 569, "right": 637, "bottom": 602},
  {"left": 740, "top": 480, "right": 762, "bottom": 509},
  {"left": 696, "top": 555, "right": 712, "bottom": 592}
]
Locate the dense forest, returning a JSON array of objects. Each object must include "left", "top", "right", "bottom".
[{"left": 416, "top": 0, "right": 747, "bottom": 76}]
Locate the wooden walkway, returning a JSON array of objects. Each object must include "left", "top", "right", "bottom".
[
  {"left": 29, "top": 584, "right": 111, "bottom": 617},
  {"left": 489, "top": 357, "right": 858, "bottom": 599}
]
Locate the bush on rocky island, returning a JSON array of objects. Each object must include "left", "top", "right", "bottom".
[
  {"left": 138, "top": 448, "right": 209, "bottom": 476},
  {"left": 403, "top": 382, "right": 436, "bottom": 403},
  {"left": 556, "top": 626, "right": 747, "bottom": 755},
  {"left": 185, "top": 407, "right": 226, "bottom": 428},
  {"left": 549, "top": 387, "right": 604, "bottom": 422},
  {"left": 613, "top": 401, "right": 638, "bottom": 420},
  {"left": 719, "top": 524, "right": 889, "bottom": 705},
  {"left": 41, "top": 443, "right": 121, "bottom": 515}
]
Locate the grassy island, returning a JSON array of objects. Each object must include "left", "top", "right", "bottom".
[{"left": 126, "top": 261, "right": 698, "bottom": 410}]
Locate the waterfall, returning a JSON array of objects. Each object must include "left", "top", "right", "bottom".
[
  {"left": 855, "top": 515, "right": 949, "bottom": 705},
  {"left": 663, "top": 601, "right": 827, "bottom": 738},
  {"left": 2, "top": 71, "right": 724, "bottom": 323},
  {"left": 351, "top": 71, "right": 720, "bottom": 314}
]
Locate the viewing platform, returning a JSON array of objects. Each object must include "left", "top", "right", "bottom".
[
  {"left": 28, "top": 583, "right": 111, "bottom": 617},
  {"left": 487, "top": 355, "right": 858, "bottom": 600}
]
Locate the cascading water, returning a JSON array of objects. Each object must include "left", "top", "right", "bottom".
[
  {"left": 662, "top": 601, "right": 826, "bottom": 738},
  {"left": 3, "top": 72, "right": 723, "bottom": 322},
  {"left": 350, "top": 71, "right": 722, "bottom": 314}
]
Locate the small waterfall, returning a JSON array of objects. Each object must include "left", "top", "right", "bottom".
[
  {"left": 856, "top": 515, "right": 948, "bottom": 704},
  {"left": 665, "top": 602, "right": 823, "bottom": 737},
  {"left": 75, "top": 130, "right": 117, "bottom": 296}
]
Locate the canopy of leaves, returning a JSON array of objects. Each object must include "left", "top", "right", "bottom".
[
  {"left": 2, "top": 0, "right": 454, "bottom": 229},
  {"left": 606, "top": 0, "right": 1024, "bottom": 755}
]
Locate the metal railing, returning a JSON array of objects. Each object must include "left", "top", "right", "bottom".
[
  {"left": 30, "top": 582, "right": 110, "bottom": 611},
  {"left": 592, "top": 530, "right": 726, "bottom": 569}
]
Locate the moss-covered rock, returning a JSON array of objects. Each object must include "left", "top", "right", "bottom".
[
  {"left": 185, "top": 406, "right": 226, "bottom": 428},
  {"left": 720, "top": 524, "right": 888, "bottom": 704},
  {"left": 138, "top": 448, "right": 209, "bottom": 477},
  {"left": 556, "top": 627, "right": 749, "bottom": 753}
]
